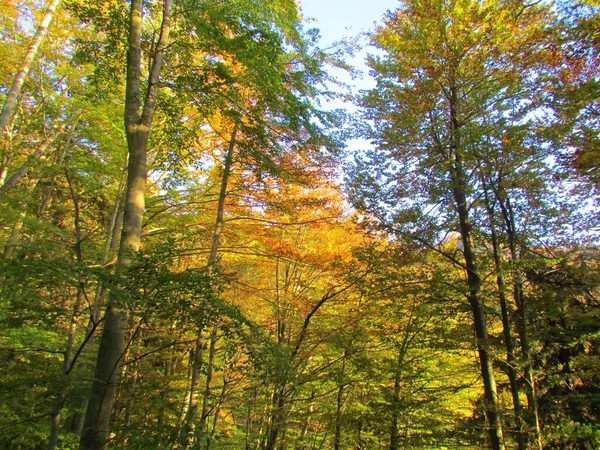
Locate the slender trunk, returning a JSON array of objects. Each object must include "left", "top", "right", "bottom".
[
  {"left": 496, "top": 193, "right": 543, "bottom": 450},
  {"left": 48, "top": 168, "right": 86, "bottom": 449},
  {"left": 277, "top": 426, "right": 287, "bottom": 450},
  {"left": 0, "top": 122, "right": 66, "bottom": 194},
  {"left": 0, "top": 0, "right": 61, "bottom": 134},
  {"left": 198, "top": 326, "right": 218, "bottom": 445},
  {"left": 245, "top": 385, "right": 257, "bottom": 450},
  {"left": 448, "top": 86, "right": 504, "bottom": 450},
  {"left": 69, "top": 184, "right": 124, "bottom": 434},
  {"left": 297, "top": 391, "right": 314, "bottom": 450},
  {"left": 208, "top": 124, "right": 238, "bottom": 264},
  {"left": 3, "top": 208, "right": 26, "bottom": 259},
  {"left": 334, "top": 365, "right": 345, "bottom": 450},
  {"left": 208, "top": 363, "right": 230, "bottom": 449},
  {"left": 179, "top": 333, "right": 204, "bottom": 446},
  {"left": 182, "top": 125, "right": 238, "bottom": 443},
  {"left": 79, "top": 1, "right": 171, "bottom": 448},
  {"left": 265, "top": 386, "right": 286, "bottom": 450},
  {"left": 4, "top": 128, "right": 72, "bottom": 260},
  {"left": 482, "top": 183, "right": 527, "bottom": 450},
  {"left": 389, "top": 354, "right": 402, "bottom": 450}
]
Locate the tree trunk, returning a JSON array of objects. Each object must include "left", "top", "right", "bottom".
[
  {"left": 448, "top": 86, "right": 504, "bottom": 450},
  {"left": 265, "top": 386, "right": 286, "bottom": 450},
  {"left": 245, "top": 385, "right": 257, "bottom": 450},
  {"left": 334, "top": 365, "right": 345, "bottom": 450},
  {"left": 389, "top": 355, "right": 402, "bottom": 450},
  {"left": 0, "top": 120, "right": 66, "bottom": 194},
  {"left": 297, "top": 390, "right": 314, "bottom": 450},
  {"left": 0, "top": 0, "right": 61, "bottom": 135},
  {"left": 179, "top": 332, "right": 204, "bottom": 446},
  {"left": 3, "top": 207, "right": 26, "bottom": 259},
  {"left": 48, "top": 168, "right": 86, "bottom": 449},
  {"left": 181, "top": 124, "right": 238, "bottom": 444},
  {"left": 79, "top": 1, "right": 171, "bottom": 448},
  {"left": 496, "top": 193, "right": 543, "bottom": 450},
  {"left": 198, "top": 326, "right": 218, "bottom": 446},
  {"left": 482, "top": 184, "right": 527, "bottom": 450},
  {"left": 69, "top": 179, "right": 124, "bottom": 434}
]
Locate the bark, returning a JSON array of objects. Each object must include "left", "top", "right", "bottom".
[
  {"left": 3, "top": 127, "right": 72, "bottom": 259},
  {"left": 178, "top": 333, "right": 204, "bottom": 446},
  {"left": 69, "top": 199, "right": 124, "bottom": 435},
  {"left": 265, "top": 386, "right": 287, "bottom": 450},
  {"left": 3, "top": 207, "right": 26, "bottom": 259},
  {"left": 79, "top": 1, "right": 171, "bottom": 448},
  {"left": 48, "top": 168, "right": 86, "bottom": 450},
  {"left": 0, "top": 121, "right": 66, "bottom": 194},
  {"left": 266, "top": 286, "right": 347, "bottom": 450},
  {"left": 496, "top": 191, "right": 543, "bottom": 450},
  {"left": 208, "top": 359, "right": 232, "bottom": 449},
  {"left": 389, "top": 352, "right": 403, "bottom": 450},
  {"left": 448, "top": 86, "right": 504, "bottom": 450},
  {"left": 197, "top": 326, "right": 218, "bottom": 446},
  {"left": 69, "top": 177, "right": 124, "bottom": 434},
  {"left": 333, "top": 358, "right": 346, "bottom": 450},
  {"left": 208, "top": 124, "right": 238, "bottom": 264},
  {"left": 297, "top": 390, "right": 314, "bottom": 450},
  {"left": 181, "top": 125, "right": 237, "bottom": 443},
  {"left": 482, "top": 186, "right": 527, "bottom": 450},
  {"left": 0, "top": 0, "right": 61, "bottom": 134},
  {"left": 245, "top": 386, "right": 257, "bottom": 450}
]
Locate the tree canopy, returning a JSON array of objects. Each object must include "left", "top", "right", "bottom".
[{"left": 0, "top": 0, "right": 598, "bottom": 449}]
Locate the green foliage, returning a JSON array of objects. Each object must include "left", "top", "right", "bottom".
[{"left": 0, "top": 0, "right": 598, "bottom": 449}]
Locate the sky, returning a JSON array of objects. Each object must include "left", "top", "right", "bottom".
[
  {"left": 297, "top": 0, "right": 400, "bottom": 150},
  {"left": 299, "top": 0, "right": 399, "bottom": 46},
  {"left": 299, "top": 0, "right": 400, "bottom": 84}
]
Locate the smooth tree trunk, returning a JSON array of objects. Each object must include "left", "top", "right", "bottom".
[
  {"left": 483, "top": 187, "right": 527, "bottom": 450},
  {"left": 198, "top": 326, "right": 218, "bottom": 446},
  {"left": 448, "top": 86, "right": 504, "bottom": 450},
  {"left": 48, "top": 168, "right": 87, "bottom": 449},
  {"left": 3, "top": 207, "right": 26, "bottom": 259},
  {"left": 79, "top": 1, "right": 171, "bottom": 448},
  {"left": 69, "top": 174, "right": 125, "bottom": 434},
  {"left": 296, "top": 390, "right": 315, "bottom": 450},
  {"left": 266, "top": 288, "right": 343, "bottom": 450},
  {"left": 179, "top": 333, "right": 204, "bottom": 444},
  {"left": 495, "top": 191, "right": 543, "bottom": 450},
  {"left": 0, "top": 122, "right": 66, "bottom": 194},
  {"left": 181, "top": 125, "right": 237, "bottom": 444},
  {"left": 3, "top": 128, "right": 71, "bottom": 259},
  {"left": 389, "top": 351, "right": 403, "bottom": 450},
  {"left": 265, "top": 386, "right": 287, "bottom": 450},
  {"left": 333, "top": 355, "right": 347, "bottom": 450},
  {"left": 0, "top": 0, "right": 61, "bottom": 136},
  {"left": 208, "top": 355, "right": 233, "bottom": 449}
]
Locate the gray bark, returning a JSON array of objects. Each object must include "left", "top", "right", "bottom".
[
  {"left": 0, "top": 122, "right": 66, "bottom": 194},
  {"left": 483, "top": 185, "right": 527, "bottom": 450},
  {"left": 0, "top": 0, "right": 61, "bottom": 134},
  {"left": 182, "top": 125, "right": 238, "bottom": 445},
  {"left": 448, "top": 85, "right": 504, "bottom": 450},
  {"left": 79, "top": 0, "right": 171, "bottom": 448},
  {"left": 48, "top": 168, "right": 86, "bottom": 450}
]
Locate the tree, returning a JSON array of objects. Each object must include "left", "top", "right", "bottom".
[
  {"left": 349, "top": 0, "right": 553, "bottom": 447},
  {"left": 0, "top": 0, "right": 61, "bottom": 182},
  {"left": 79, "top": 0, "right": 172, "bottom": 447}
]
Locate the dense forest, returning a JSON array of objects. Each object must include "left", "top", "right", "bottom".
[{"left": 0, "top": 0, "right": 598, "bottom": 448}]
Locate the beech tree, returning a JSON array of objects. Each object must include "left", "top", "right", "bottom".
[
  {"left": 349, "top": 0, "right": 554, "bottom": 447},
  {"left": 0, "top": 0, "right": 598, "bottom": 448}
]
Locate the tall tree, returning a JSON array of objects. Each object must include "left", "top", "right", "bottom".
[
  {"left": 79, "top": 0, "right": 172, "bottom": 447},
  {"left": 349, "top": 0, "right": 552, "bottom": 447}
]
